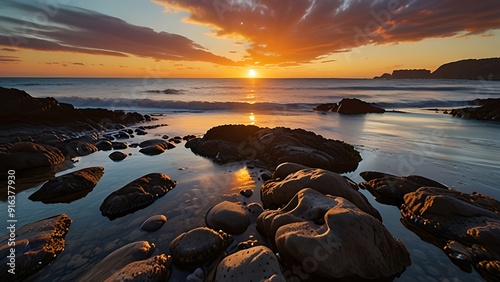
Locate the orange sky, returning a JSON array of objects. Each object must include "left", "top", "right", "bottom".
[{"left": 0, "top": 0, "right": 499, "bottom": 78}]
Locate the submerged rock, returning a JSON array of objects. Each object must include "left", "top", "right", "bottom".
[
  {"left": 104, "top": 254, "right": 172, "bottom": 282},
  {"left": 169, "top": 227, "right": 233, "bottom": 270},
  {"left": 261, "top": 168, "right": 381, "bottom": 220},
  {"left": 100, "top": 173, "right": 176, "bottom": 219},
  {"left": 0, "top": 142, "right": 65, "bottom": 171},
  {"left": 401, "top": 187, "right": 500, "bottom": 281},
  {"left": 0, "top": 214, "right": 72, "bottom": 282},
  {"left": 215, "top": 246, "right": 285, "bottom": 282},
  {"left": 29, "top": 166, "right": 104, "bottom": 203},
  {"left": 206, "top": 201, "right": 251, "bottom": 234},
  {"left": 77, "top": 241, "right": 156, "bottom": 282},
  {"left": 359, "top": 171, "right": 447, "bottom": 206},
  {"left": 140, "top": 215, "right": 167, "bottom": 232},
  {"left": 258, "top": 189, "right": 410, "bottom": 280},
  {"left": 186, "top": 125, "right": 361, "bottom": 173}
]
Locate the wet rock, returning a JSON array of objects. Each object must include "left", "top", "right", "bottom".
[
  {"left": 0, "top": 142, "right": 65, "bottom": 171},
  {"left": 240, "top": 188, "right": 253, "bottom": 198},
  {"left": 0, "top": 214, "right": 72, "bottom": 282},
  {"left": 77, "top": 241, "right": 156, "bottom": 282},
  {"left": 100, "top": 173, "right": 176, "bottom": 219},
  {"left": 58, "top": 140, "right": 98, "bottom": 157},
  {"left": 214, "top": 246, "right": 285, "bottom": 282},
  {"left": 95, "top": 140, "right": 113, "bottom": 151},
  {"left": 104, "top": 254, "right": 172, "bottom": 282},
  {"left": 162, "top": 135, "right": 169, "bottom": 140},
  {"left": 401, "top": 187, "right": 500, "bottom": 281},
  {"left": 448, "top": 98, "right": 500, "bottom": 122},
  {"left": 134, "top": 128, "right": 147, "bottom": 135},
  {"left": 314, "top": 98, "right": 385, "bottom": 114},
  {"left": 139, "top": 139, "right": 167, "bottom": 148},
  {"left": 141, "top": 215, "right": 167, "bottom": 232},
  {"left": 169, "top": 227, "right": 233, "bottom": 270},
  {"left": 29, "top": 167, "right": 104, "bottom": 203},
  {"left": 247, "top": 203, "right": 264, "bottom": 220},
  {"left": 261, "top": 167, "right": 381, "bottom": 220},
  {"left": 111, "top": 141, "right": 127, "bottom": 150},
  {"left": 260, "top": 189, "right": 410, "bottom": 279},
  {"left": 359, "top": 171, "right": 447, "bottom": 206},
  {"left": 114, "top": 132, "right": 130, "bottom": 139},
  {"left": 139, "top": 142, "right": 175, "bottom": 156},
  {"left": 206, "top": 201, "right": 251, "bottom": 234},
  {"left": 185, "top": 125, "right": 361, "bottom": 173},
  {"left": 109, "top": 151, "right": 127, "bottom": 161},
  {"left": 186, "top": 268, "right": 204, "bottom": 282},
  {"left": 272, "top": 162, "right": 310, "bottom": 179},
  {"left": 183, "top": 134, "right": 196, "bottom": 141}
]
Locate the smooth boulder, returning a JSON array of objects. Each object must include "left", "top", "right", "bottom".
[
  {"left": 0, "top": 214, "right": 72, "bottom": 282},
  {"left": 29, "top": 166, "right": 104, "bottom": 203},
  {"left": 141, "top": 215, "right": 167, "bottom": 232},
  {"left": 109, "top": 151, "right": 127, "bottom": 161},
  {"left": 261, "top": 168, "right": 381, "bottom": 220},
  {"left": 104, "top": 254, "right": 172, "bottom": 282},
  {"left": 314, "top": 98, "right": 385, "bottom": 114},
  {"left": 0, "top": 142, "right": 65, "bottom": 171},
  {"left": 215, "top": 246, "right": 285, "bottom": 282},
  {"left": 100, "top": 173, "right": 176, "bottom": 219},
  {"left": 139, "top": 142, "right": 175, "bottom": 156},
  {"left": 186, "top": 125, "right": 361, "bottom": 173},
  {"left": 206, "top": 201, "right": 250, "bottom": 234}
]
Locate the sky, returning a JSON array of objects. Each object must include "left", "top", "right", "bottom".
[{"left": 0, "top": 0, "right": 499, "bottom": 78}]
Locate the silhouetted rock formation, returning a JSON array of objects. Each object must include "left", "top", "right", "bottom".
[
  {"left": 447, "top": 98, "right": 500, "bottom": 122},
  {"left": 314, "top": 98, "right": 385, "bottom": 114},
  {"left": 374, "top": 58, "right": 500, "bottom": 80}
]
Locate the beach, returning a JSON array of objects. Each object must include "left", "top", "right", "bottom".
[{"left": 1, "top": 78, "right": 500, "bottom": 281}]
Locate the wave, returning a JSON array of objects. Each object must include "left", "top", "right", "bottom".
[{"left": 144, "top": 89, "right": 185, "bottom": 95}]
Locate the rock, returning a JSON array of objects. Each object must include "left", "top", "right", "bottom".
[
  {"left": 186, "top": 268, "right": 204, "bottom": 282},
  {"left": 169, "top": 227, "right": 233, "bottom": 270},
  {"left": 206, "top": 201, "right": 251, "bottom": 234},
  {"left": 260, "top": 189, "right": 410, "bottom": 279},
  {"left": 109, "top": 151, "right": 127, "bottom": 161},
  {"left": 247, "top": 203, "right": 264, "bottom": 219},
  {"left": 134, "top": 128, "right": 147, "bottom": 135},
  {"left": 139, "top": 139, "right": 168, "bottom": 148},
  {"left": 186, "top": 125, "right": 361, "bottom": 173},
  {"left": 29, "top": 166, "right": 104, "bottom": 203},
  {"left": 100, "top": 173, "right": 177, "bottom": 219},
  {"left": 139, "top": 142, "right": 175, "bottom": 156},
  {"left": 240, "top": 189, "right": 253, "bottom": 198},
  {"left": 140, "top": 215, "right": 167, "bottom": 232},
  {"left": 401, "top": 187, "right": 500, "bottom": 281},
  {"left": 76, "top": 241, "right": 156, "bottom": 282},
  {"left": 315, "top": 98, "right": 385, "bottom": 114},
  {"left": 104, "top": 254, "right": 172, "bottom": 282},
  {"left": 59, "top": 140, "right": 98, "bottom": 157},
  {"left": 162, "top": 135, "right": 169, "bottom": 139},
  {"left": 114, "top": 132, "right": 130, "bottom": 139},
  {"left": 272, "top": 162, "right": 310, "bottom": 179},
  {"left": 95, "top": 140, "right": 113, "bottom": 151},
  {"left": 359, "top": 171, "right": 447, "bottom": 206},
  {"left": 0, "top": 142, "right": 65, "bottom": 171},
  {"left": 214, "top": 246, "right": 285, "bottom": 282},
  {"left": 261, "top": 168, "right": 382, "bottom": 220},
  {"left": 111, "top": 142, "right": 128, "bottom": 150},
  {"left": 448, "top": 98, "right": 500, "bottom": 122},
  {"left": 0, "top": 214, "right": 72, "bottom": 282},
  {"left": 183, "top": 134, "right": 196, "bottom": 141}
]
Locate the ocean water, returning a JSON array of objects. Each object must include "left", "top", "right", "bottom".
[{"left": 1, "top": 78, "right": 500, "bottom": 281}]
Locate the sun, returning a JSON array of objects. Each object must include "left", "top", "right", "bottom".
[{"left": 248, "top": 69, "right": 257, "bottom": 77}]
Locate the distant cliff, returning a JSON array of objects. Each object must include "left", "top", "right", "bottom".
[{"left": 374, "top": 58, "right": 500, "bottom": 80}]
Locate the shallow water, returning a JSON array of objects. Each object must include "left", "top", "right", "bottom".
[{"left": 2, "top": 107, "right": 499, "bottom": 281}]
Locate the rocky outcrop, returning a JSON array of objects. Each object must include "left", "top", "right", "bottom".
[
  {"left": 104, "top": 254, "right": 172, "bottom": 282},
  {"left": 447, "top": 98, "right": 500, "bottom": 122},
  {"left": 257, "top": 189, "right": 410, "bottom": 280},
  {"left": 169, "top": 227, "right": 233, "bottom": 270},
  {"left": 359, "top": 171, "right": 447, "bottom": 206},
  {"left": 100, "top": 173, "right": 176, "bottom": 219},
  {"left": 214, "top": 246, "right": 285, "bottom": 282},
  {"left": 314, "top": 98, "right": 385, "bottom": 114},
  {"left": 0, "top": 142, "right": 65, "bottom": 171},
  {"left": 261, "top": 168, "right": 381, "bottom": 220},
  {"left": 205, "top": 201, "right": 251, "bottom": 234},
  {"left": 0, "top": 214, "right": 72, "bottom": 282},
  {"left": 186, "top": 125, "right": 361, "bottom": 173},
  {"left": 76, "top": 241, "right": 156, "bottom": 282},
  {"left": 29, "top": 166, "right": 104, "bottom": 203},
  {"left": 401, "top": 187, "right": 500, "bottom": 281}
]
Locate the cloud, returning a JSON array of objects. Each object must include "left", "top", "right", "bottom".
[
  {"left": 0, "top": 55, "right": 20, "bottom": 62},
  {"left": 155, "top": 0, "right": 500, "bottom": 65},
  {"left": 321, "top": 59, "right": 336, "bottom": 63},
  {"left": 1, "top": 47, "right": 17, "bottom": 52},
  {"left": 0, "top": 0, "right": 236, "bottom": 65}
]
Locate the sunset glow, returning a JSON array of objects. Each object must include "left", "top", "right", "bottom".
[{"left": 0, "top": 0, "right": 499, "bottom": 78}]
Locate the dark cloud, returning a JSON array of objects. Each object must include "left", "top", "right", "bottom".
[
  {"left": 156, "top": 0, "right": 500, "bottom": 65},
  {"left": 1, "top": 47, "right": 17, "bottom": 52},
  {"left": 0, "top": 55, "right": 20, "bottom": 62},
  {"left": 0, "top": 1, "right": 236, "bottom": 65}
]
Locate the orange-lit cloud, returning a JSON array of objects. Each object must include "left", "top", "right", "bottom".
[
  {"left": 0, "top": 55, "right": 20, "bottom": 63},
  {"left": 0, "top": 1, "right": 236, "bottom": 66},
  {"left": 155, "top": 0, "right": 500, "bottom": 65}
]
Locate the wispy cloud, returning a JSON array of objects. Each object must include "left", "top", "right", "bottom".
[
  {"left": 155, "top": 0, "right": 500, "bottom": 65},
  {"left": 0, "top": 55, "right": 20, "bottom": 63},
  {"left": 0, "top": 0, "right": 236, "bottom": 65}
]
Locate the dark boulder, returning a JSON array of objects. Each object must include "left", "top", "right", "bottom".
[
  {"left": 315, "top": 98, "right": 385, "bottom": 114},
  {"left": 109, "top": 151, "right": 127, "bottom": 161},
  {"left": 0, "top": 142, "right": 65, "bottom": 171}
]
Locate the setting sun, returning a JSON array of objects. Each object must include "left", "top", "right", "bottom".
[{"left": 248, "top": 69, "right": 257, "bottom": 77}]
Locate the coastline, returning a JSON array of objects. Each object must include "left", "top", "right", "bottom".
[{"left": 1, "top": 85, "right": 499, "bottom": 281}]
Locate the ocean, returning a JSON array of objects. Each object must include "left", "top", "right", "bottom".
[{"left": 1, "top": 78, "right": 500, "bottom": 281}]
